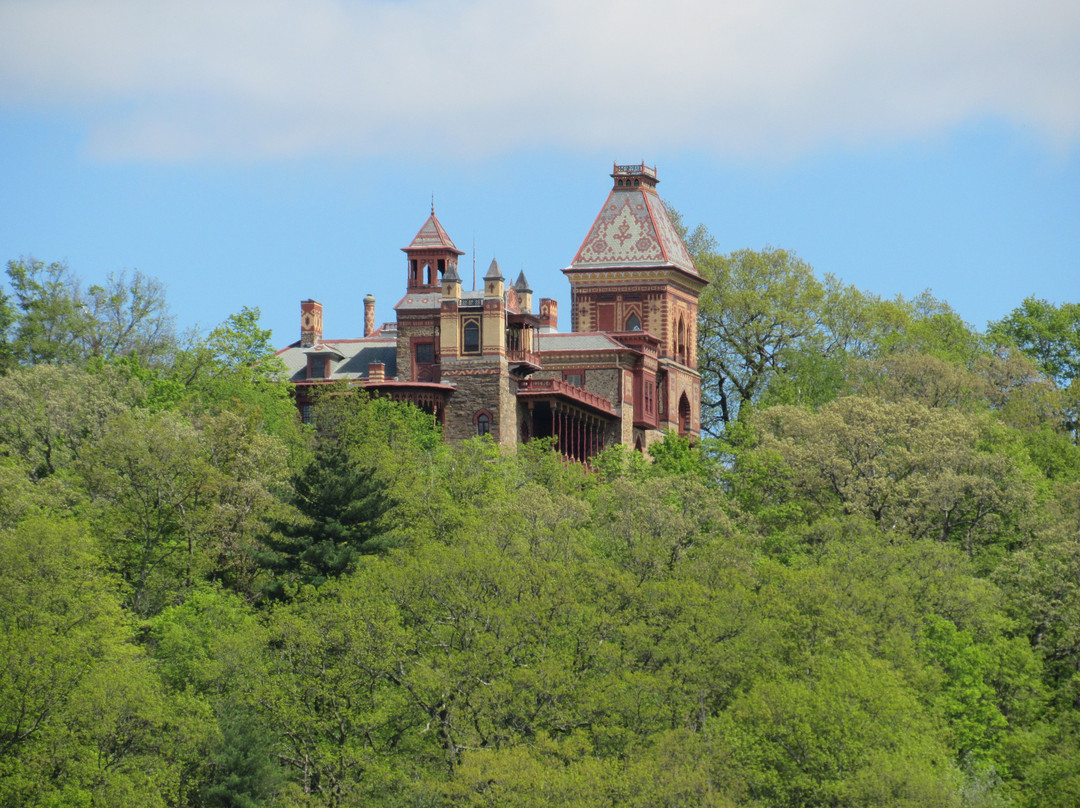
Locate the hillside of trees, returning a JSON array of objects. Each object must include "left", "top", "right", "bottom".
[{"left": 1, "top": 252, "right": 1079, "bottom": 807}]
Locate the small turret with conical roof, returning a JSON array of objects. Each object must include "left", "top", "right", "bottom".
[
  {"left": 514, "top": 270, "right": 533, "bottom": 312},
  {"left": 441, "top": 259, "right": 461, "bottom": 300},
  {"left": 484, "top": 257, "right": 504, "bottom": 299},
  {"left": 402, "top": 206, "right": 464, "bottom": 291}
]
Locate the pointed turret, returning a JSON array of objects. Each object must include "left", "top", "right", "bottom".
[
  {"left": 402, "top": 210, "right": 465, "bottom": 291},
  {"left": 484, "top": 257, "right": 504, "bottom": 299},
  {"left": 441, "top": 259, "right": 461, "bottom": 299},
  {"left": 514, "top": 270, "right": 533, "bottom": 312}
]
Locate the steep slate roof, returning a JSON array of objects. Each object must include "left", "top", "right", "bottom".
[
  {"left": 394, "top": 291, "right": 444, "bottom": 310},
  {"left": 404, "top": 213, "right": 465, "bottom": 254},
  {"left": 570, "top": 168, "right": 697, "bottom": 274},
  {"left": 537, "top": 332, "right": 628, "bottom": 352},
  {"left": 276, "top": 337, "right": 398, "bottom": 381}
]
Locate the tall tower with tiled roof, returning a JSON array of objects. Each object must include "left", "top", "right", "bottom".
[{"left": 563, "top": 163, "right": 707, "bottom": 439}]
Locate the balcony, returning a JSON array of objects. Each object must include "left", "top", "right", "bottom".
[
  {"left": 506, "top": 348, "right": 542, "bottom": 373},
  {"left": 517, "top": 377, "right": 614, "bottom": 415}
]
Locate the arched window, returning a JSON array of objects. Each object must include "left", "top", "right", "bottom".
[
  {"left": 676, "top": 316, "right": 686, "bottom": 363},
  {"left": 424, "top": 263, "right": 433, "bottom": 285},
  {"left": 475, "top": 411, "right": 491, "bottom": 437},
  {"left": 463, "top": 320, "right": 481, "bottom": 353},
  {"left": 625, "top": 312, "right": 642, "bottom": 331},
  {"left": 678, "top": 393, "right": 691, "bottom": 437}
]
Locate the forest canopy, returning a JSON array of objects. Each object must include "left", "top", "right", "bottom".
[{"left": 1, "top": 254, "right": 1079, "bottom": 808}]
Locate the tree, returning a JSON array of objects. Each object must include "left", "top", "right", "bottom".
[
  {"left": 744, "top": 397, "right": 1035, "bottom": 560},
  {"left": 0, "top": 285, "right": 14, "bottom": 372},
  {"left": 0, "top": 518, "right": 124, "bottom": 768},
  {"left": 81, "top": 410, "right": 215, "bottom": 616},
  {"left": 4, "top": 258, "right": 176, "bottom": 367},
  {"left": 4, "top": 258, "right": 87, "bottom": 365},
  {"left": 989, "top": 297, "right": 1080, "bottom": 387},
  {"left": 0, "top": 363, "right": 144, "bottom": 479},
  {"left": 709, "top": 652, "right": 962, "bottom": 807},
  {"left": 696, "top": 247, "right": 826, "bottom": 431},
  {"left": 0, "top": 516, "right": 210, "bottom": 807},
  {"left": 259, "top": 439, "right": 396, "bottom": 598},
  {"left": 78, "top": 270, "right": 175, "bottom": 365},
  {"left": 171, "top": 305, "right": 283, "bottom": 387},
  {"left": 82, "top": 408, "right": 294, "bottom": 614}
]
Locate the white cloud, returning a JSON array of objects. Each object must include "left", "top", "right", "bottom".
[{"left": 1, "top": 0, "right": 1077, "bottom": 161}]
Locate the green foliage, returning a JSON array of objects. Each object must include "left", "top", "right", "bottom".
[
  {"left": 646, "top": 430, "right": 716, "bottom": 480},
  {"left": 0, "top": 517, "right": 209, "bottom": 807},
  {"left": 745, "top": 397, "right": 1036, "bottom": 563},
  {"left": 260, "top": 440, "right": 395, "bottom": 598},
  {"left": 0, "top": 363, "right": 144, "bottom": 479},
  {"left": 3, "top": 247, "right": 1079, "bottom": 806},
  {"left": 989, "top": 296, "right": 1080, "bottom": 386},
  {"left": 4, "top": 258, "right": 176, "bottom": 367},
  {"left": 696, "top": 246, "right": 826, "bottom": 430}
]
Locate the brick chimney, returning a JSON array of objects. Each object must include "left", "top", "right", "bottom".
[
  {"left": 363, "top": 294, "right": 376, "bottom": 337},
  {"left": 539, "top": 298, "right": 558, "bottom": 332},
  {"left": 301, "top": 300, "right": 323, "bottom": 347},
  {"left": 368, "top": 362, "right": 385, "bottom": 382}
]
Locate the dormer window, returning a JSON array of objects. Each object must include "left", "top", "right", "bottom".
[{"left": 308, "top": 356, "right": 331, "bottom": 379}]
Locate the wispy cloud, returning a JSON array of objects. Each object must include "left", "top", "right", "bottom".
[{"left": 1, "top": 0, "right": 1077, "bottom": 161}]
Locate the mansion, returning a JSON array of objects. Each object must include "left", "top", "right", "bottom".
[{"left": 276, "top": 163, "right": 706, "bottom": 461}]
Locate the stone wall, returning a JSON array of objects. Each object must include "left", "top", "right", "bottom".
[
  {"left": 395, "top": 313, "right": 438, "bottom": 382},
  {"left": 441, "top": 362, "right": 517, "bottom": 448}
]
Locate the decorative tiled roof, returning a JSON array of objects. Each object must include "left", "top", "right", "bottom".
[
  {"left": 403, "top": 213, "right": 464, "bottom": 255},
  {"left": 570, "top": 166, "right": 697, "bottom": 274}
]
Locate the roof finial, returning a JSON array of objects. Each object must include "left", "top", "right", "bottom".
[{"left": 431, "top": 194, "right": 435, "bottom": 215}]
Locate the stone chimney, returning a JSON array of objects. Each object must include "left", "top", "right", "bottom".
[
  {"left": 539, "top": 298, "right": 558, "bottom": 332},
  {"left": 368, "top": 362, "right": 385, "bottom": 382},
  {"left": 363, "top": 293, "right": 376, "bottom": 337},
  {"left": 301, "top": 299, "right": 323, "bottom": 347}
]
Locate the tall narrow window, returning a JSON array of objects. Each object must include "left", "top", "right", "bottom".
[
  {"left": 476, "top": 412, "right": 491, "bottom": 436},
  {"left": 463, "top": 320, "right": 481, "bottom": 353},
  {"left": 678, "top": 394, "right": 691, "bottom": 436},
  {"left": 625, "top": 312, "right": 642, "bottom": 331}
]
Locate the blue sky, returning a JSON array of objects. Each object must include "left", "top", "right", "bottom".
[{"left": 1, "top": 0, "right": 1077, "bottom": 348}]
